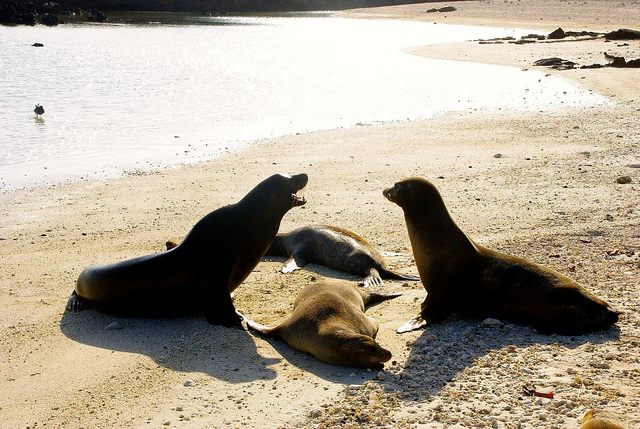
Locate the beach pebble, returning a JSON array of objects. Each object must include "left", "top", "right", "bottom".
[
  {"left": 104, "top": 321, "right": 123, "bottom": 330},
  {"left": 616, "top": 175, "right": 632, "bottom": 184},
  {"left": 183, "top": 380, "right": 194, "bottom": 387},
  {"left": 493, "top": 153, "right": 503, "bottom": 158},
  {"left": 628, "top": 163, "right": 640, "bottom": 168}
]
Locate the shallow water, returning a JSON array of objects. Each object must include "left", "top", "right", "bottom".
[{"left": 0, "top": 14, "right": 607, "bottom": 190}]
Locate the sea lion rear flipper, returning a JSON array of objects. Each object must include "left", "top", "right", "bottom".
[
  {"left": 363, "top": 290, "right": 402, "bottom": 305},
  {"left": 396, "top": 316, "right": 427, "bottom": 334},
  {"left": 244, "top": 318, "right": 278, "bottom": 337},
  {"left": 281, "top": 255, "right": 306, "bottom": 273},
  {"left": 362, "top": 268, "right": 384, "bottom": 288}
]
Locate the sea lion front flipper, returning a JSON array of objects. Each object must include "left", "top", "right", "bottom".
[
  {"left": 281, "top": 255, "right": 306, "bottom": 273},
  {"left": 362, "top": 268, "right": 384, "bottom": 288},
  {"left": 66, "top": 290, "right": 91, "bottom": 312},
  {"left": 204, "top": 287, "right": 243, "bottom": 327},
  {"left": 396, "top": 316, "right": 427, "bottom": 333}
]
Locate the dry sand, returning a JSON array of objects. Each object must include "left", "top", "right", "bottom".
[{"left": 2, "top": 1, "right": 640, "bottom": 428}]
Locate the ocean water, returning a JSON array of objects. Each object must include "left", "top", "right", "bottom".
[{"left": 0, "top": 14, "right": 608, "bottom": 190}]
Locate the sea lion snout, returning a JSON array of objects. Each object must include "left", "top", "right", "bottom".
[{"left": 287, "top": 173, "right": 308, "bottom": 206}]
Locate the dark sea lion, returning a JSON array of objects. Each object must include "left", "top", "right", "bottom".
[
  {"left": 66, "top": 173, "right": 308, "bottom": 326},
  {"left": 244, "top": 280, "right": 401, "bottom": 368},
  {"left": 264, "top": 224, "right": 420, "bottom": 287},
  {"left": 580, "top": 409, "right": 628, "bottom": 429},
  {"left": 383, "top": 177, "right": 619, "bottom": 335}
]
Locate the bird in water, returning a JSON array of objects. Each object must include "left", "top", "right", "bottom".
[{"left": 34, "top": 104, "right": 45, "bottom": 117}]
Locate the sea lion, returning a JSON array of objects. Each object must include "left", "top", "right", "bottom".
[
  {"left": 244, "top": 280, "right": 401, "bottom": 368},
  {"left": 580, "top": 409, "right": 628, "bottom": 429},
  {"left": 263, "top": 224, "right": 420, "bottom": 287},
  {"left": 383, "top": 177, "right": 619, "bottom": 335},
  {"left": 66, "top": 173, "right": 308, "bottom": 326}
]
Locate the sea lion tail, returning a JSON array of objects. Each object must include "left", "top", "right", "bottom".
[
  {"left": 244, "top": 318, "right": 279, "bottom": 337},
  {"left": 378, "top": 267, "right": 420, "bottom": 282},
  {"left": 363, "top": 290, "right": 403, "bottom": 306}
]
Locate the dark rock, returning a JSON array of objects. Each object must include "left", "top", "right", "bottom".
[
  {"left": 626, "top": 58, "right": 640, "bottom": 68},
  {"left": 534, "top": 58, "right": 565, "bottom": 66},
  {"left": 86, "top": 9, "right": 107, "bottom": 22},
  {"left": 521, "top": 33, "right": 546, "bottom": 40},
  {"left": 605, "top": 28, "right": 640, "bottom": 40},
  {"left": 438, "top": 6, "right": 456, "bottom": 12},
  {"left": 548, "top": 27, "right": 566, "bottom": 39},
  {"left": 610, "top": 56, "right": 627, "bottom": 67},
  {"left": 533, "top": 57, "right": 576, "bottom": 70},
  {"left": 580, "top": 64, "right": 604, "bottom": 69},
  {"left": 40, "top": 13, "right": 59, "bottom": 26},
  {"left": 426, "top": 8, "right": 438, "bottom": 13},
  {"left": 565, "top": 30, "right": 602, "bottom": 38},
  {"left": 32, "top": 42, "right": 44, "bottom": 47}
]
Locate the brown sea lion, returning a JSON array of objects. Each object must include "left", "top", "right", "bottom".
[
  {"left": 383, "top": 177, "right": 619, "bottom": 335},
  {"left": 263, "top": 224, "right": 420, "bottom": 287},
  {"left": 244, "top": 280, "right": 401, "bottom": 368},
  {"left": 580, "top": 409, "right": 628, "bottom": 429},
  {"left": 66, "top": 173, "right": 308, "bottom": 326}
]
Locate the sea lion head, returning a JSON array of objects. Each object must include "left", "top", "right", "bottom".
[
  {"left": 244, "top": 173, "right": 308, "bottom": 214},
  {"left": 383, "top": 177, "right": 446, "bottom": 215},
  {"left": 337, "top": 334, "right": 392, "bottom": 369}
]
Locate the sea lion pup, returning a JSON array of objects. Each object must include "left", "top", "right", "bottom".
[
  {"left": 244, "top": 280, "right": 401, "bottom": 369},
  {"left": 383, "top": 177, "right": 619, "bottom": 335},
  {"left": 66, "top": 173, "right": 308, "bottom": 326},
  {"left": 263, "top": 225, "right": 420, "bottom": 287},
  {"left": 580, "top": 409, "right": 628, "bottom": 429}
]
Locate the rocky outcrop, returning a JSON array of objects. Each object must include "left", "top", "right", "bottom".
[
  {"left": 605, "top": 28, "right": 640, "bottom": 40},
  {"left": 1, "top": 0, "right": 436, "bottom": 25}
]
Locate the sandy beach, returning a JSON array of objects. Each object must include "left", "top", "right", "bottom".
[{"left": 2, "top": 1, "right": 640, "bottom": 428}]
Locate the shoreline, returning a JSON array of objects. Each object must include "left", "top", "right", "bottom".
[{"left": 2, "top": 1, "right": 640, "bottom": 428}]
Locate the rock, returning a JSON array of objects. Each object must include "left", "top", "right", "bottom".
[
  {"left": 39, "top": 13, "right": 58, "bottom": 26},
  {"left": 493, "top": 153, "right": 503, "bottom": 158},
  {"left": 86, "top": 9, "right": 107, "bottom": 22},
  {"left": 183, "top": 380, "right": 194, "bottom": 387},
  {"left": 104, "top": 321, "right": 123, "bottom": 330},
  {"left": 533, "top": 57, "right": 576, "bottom": 70},
  {"left": 438, "top": 6, "right": 457, "bottom": 12},
  {"left": 31, "top": 43, "right": 44, "bottom": 47},
  {"left": 628, "top": 163, "right": 640, "bottom": 168},
  {"left": 548, "top": 28, "right": 566, "bottom": 39},
  {"left": 482, "top": 318, "right": 505, "bottom": 327},
  {"left": 605, "top": 28, "right": 640, "bottom": 40},
  {"left": 626, "top": 58, "right": 640, "bottom": 68},
  {"left": 616, "top": 176, "right": 632, "bottom": 184}
]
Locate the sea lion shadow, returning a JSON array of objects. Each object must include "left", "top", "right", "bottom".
[
  {"left": 253, "top": 334, "right": 387, "bottom": 384},
  {"left": 59, "top": 310, "right": 279, "bottom": 383},
  {"left": 383, "top": 318, "right": 621, "bottom": 403}
]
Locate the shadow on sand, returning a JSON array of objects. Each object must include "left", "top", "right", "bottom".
[
  {"left": 59, "top": 305, "right": 386, "bottom": 386},
  {"left": 379, "top": 317, "right": 621, "bottom": 403}
]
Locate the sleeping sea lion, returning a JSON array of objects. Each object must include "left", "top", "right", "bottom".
[
  {"left": 263, "top": 224, "right": 420, "bottom": 287},
  {"left": 580, "top": 409, "right": 628, "bottom": 429},
  {"left": 383, "top": 177, "right": 619, "bottom": 335},
  {"left": 244, "top": 280, "right": 401, "bottom": 368},
  {"left": 66, "top": 173, "right": 308, "bottom": 326}
]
